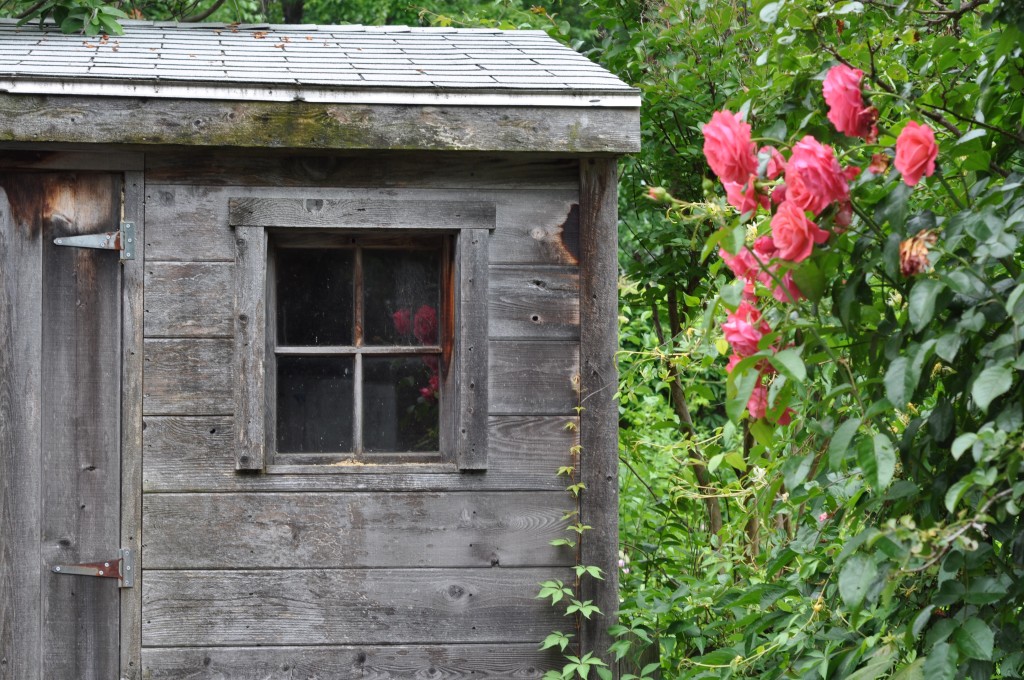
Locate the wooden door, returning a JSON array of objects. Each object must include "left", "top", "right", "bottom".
[{"left": 0, "top": 172, "right": 125, "bottom": 679}]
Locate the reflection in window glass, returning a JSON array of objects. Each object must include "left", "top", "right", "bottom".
[
  {"left": 363, "top": 356, "right": 439, "bottom": 453},
  {"left": 276, "top": 249, "right": 354, "bottom": 346},
  {"left": 363, "top": 249, "right": 441, "bottom": 346},
  {"left": 277, "top": 356, "right": 354, "bottom": 453}
]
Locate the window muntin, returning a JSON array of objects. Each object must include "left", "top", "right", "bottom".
[{"left": 268, "top": 234, "right": 448, "bottom": 463}]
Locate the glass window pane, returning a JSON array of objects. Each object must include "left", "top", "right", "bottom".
[
  {"left": 277, "top": 356, "right": 353, "bottom": 453},
  {"left": 363, "top": 356, "right": 439, "bottom": 453},
  {"left": 276, "top": 248, "right": 354, "bottom": 346},
  {"left": 363, "top": 248, "right": 441, "bottom": 346}
]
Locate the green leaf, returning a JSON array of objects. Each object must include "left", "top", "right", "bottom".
[
  {"left": 792, "top": 259, "right": 827, "bottom": 303},
  {"left": 922, "top": 642, "right": 957, "bottom": 680},
  {"left": 885, "top": 357, "right": 910, "bottom": 407},
  {"left": 954, "top": 618, "right": 994, "bottom": 661},
  {"left": 834, "top": 1, "right": 865, "bottom": 13},
  {"left": 954, "top": 129, "right": 987, "bottom": 146},
  {"left": 909, "top": 279, "right": 945, "bottom": 332},
  {"left": 971, "top": 363, "right": 1012, "bottom": 412},
  {"left": 845, "top": 646, "right": 896, "bottom": 680},
  {"left": 727, "top": 366, "right": 759, "bottom": 422},
  {"left": 828, "top": 418, "right": 861, "bottom": 470},
  {"left": 890, "top": 658, "right": 925, "bottom": 680},
  {"left": 944, "top": 479, "right": 971, "bottom": 513},
  {"left": 860, "top": 434, "right": 896, "bottom": 489},
  {"left": 951, "top": 433, "right": 977, "bottom": 460},
  {"left": 838, "top": 554, "right": 877, "bottom": 608},
  {"left": 770, "top": 348, "right": 806, "bottom": 383}
]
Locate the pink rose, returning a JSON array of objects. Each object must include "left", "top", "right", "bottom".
[
  {"left": 413, "top": 305, "right": 438, "bottom": 345},
  {"left": 895, "top": 121, "right": 938, "bottom": 186},
  {"left": 784, "top": 137, "right": 850, "bottom": 215},
  {"left": 770, "top": 201, "right": 829, "bottom": 263},
  {"left": 753, "top": 235, "right": 779, "bottom": 260},
  {"left": 392, "top": 308, "right": 412, "bottom": 335},
  {"left": 760, "top": 146, "right": 786, "bottom": 179},
  {"left": 723, "top": 175, "right": 769, "bottom": 214},
  {"left": 747, "top": 384, "right": 768, "bottom": 420},
  {"left": 719, "top": 246, "right": 758, "bottom": 280},
  {"left": 702, "top": 110, "right": 758, "bottom": 185},
  {"left": 822, "top": 65, "right": 878, "bottom": 140},
  {"left": 770, "top": 184, "right": 787, "bottom": 206},
  {"left": 722, "top": 302, "right": 769, "bottom": 356},
  {"left": 419, "top": 373, "right": 440, "bottom": 402},
  {"left": 770, "top": 270, "right": 805, "bottom": 304}
]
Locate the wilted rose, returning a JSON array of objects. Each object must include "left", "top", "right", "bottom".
[
  {"left": 895, "top": 121, "right": 938, "bottom": 186},
  {"left": 702, "top": 110, "right": 758, "bottom": 185},
  {"left": 899, "top": 229, "right": 938, "bottom": 276}
]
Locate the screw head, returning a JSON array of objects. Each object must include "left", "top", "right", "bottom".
[{"left": 55, "top": 566, "right": 61, "bottom": 572}]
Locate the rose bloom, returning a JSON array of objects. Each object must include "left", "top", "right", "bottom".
[
  {"left": 895, "top": 121, "right": 938, "bottom": 186},
  {"left": 784, "top": 136, "right": 850, "bottom": 215},
  {"left": 760, "top": 146, "right": 786, "bottom": 179},
  {"left": 702, "top": 110, "right": 758, "bottom": 185},
  {"left": 822, "top": 64, "right": 879, "bottom": 140},
  {"left": 770, "top": 270, "right": 805, "bottom": 304},
  {"left": 722, "top": 301, "right": 769, "bottom": 356},
  {"left": 719, "top": 245, "right": 758, "bottom": 280},
  {"left": 413, "top": 304, "right": 438, "bottom": 345},
  {"left": 723, "top": 175, "right": 769, "bottom": 214},
  {"left": 770, "top": 201, "right": 829, "bottom": 263},
  {"left": 392, "top": 308, "right": 412, "bottom": 335},
  {"left": 747, "top": 384, "right": 768, "bottom": 420}
]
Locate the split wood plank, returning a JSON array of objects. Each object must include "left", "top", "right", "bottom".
[
  {"left": 142, "top": 415, "right": 576, "bottom": 493},
  {"left": 142, "top": 644, "right": 560, "bottom": 679},
  {"left": 143, "top": 491, "right": 574, "bottom": 569},
  {"left": 142, "top": 567, "right": 572, "bottom": 646}
]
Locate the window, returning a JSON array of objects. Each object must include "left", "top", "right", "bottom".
[
  {"left": 229, "top": 196, "right": 493, "bottom": 473},
  {"left": 269, "top": 235, "right": 448, "bottom": 464}
]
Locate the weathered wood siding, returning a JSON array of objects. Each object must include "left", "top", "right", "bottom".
[{"left": 140, "top": 153, "right": 586, "bottom": 677}]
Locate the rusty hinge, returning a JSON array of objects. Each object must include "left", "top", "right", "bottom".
[
  {"left": 52, "top": 547, "right": 135, "bottom": 588},
  {"left": 53, "top": 221, "right": 136, "bottom": 261}
]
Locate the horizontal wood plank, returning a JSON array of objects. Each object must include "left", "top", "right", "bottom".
[
  {"left": 0, "top": 95, "right": 641, "bottom": 153},
  {"left": 142, "top": 568, "right": 571, "bottom": 646},
  {"left": 144, "top": 262, "right": 233, "bottom": 337},
  {"left": 489, "top": 266, "right": 579, "bottom": 340},
  {"left": 145, "top": 151, "right": 578, "bottom": 189},
  {"left": 229, "top": 197, "right": 496, "bottom": 230},
  {"left": 143, "top": 339, "right": 232, "bottom": 415},
  {"left": 145, "top": 185, "right": 576, "bottom": 263},
  {"left": 143, "top": 491, "right": 573, "bottom": 569},
  {"left": 0, "top": 149, "right": 144, "bottom": 171},
  {"left": 142, "top": 644, "right": 561, "bottom": 679},
  {"left": 489, "top": 341, "right": 579, "bottom": 415},
  {"left": 142, "top": 415, "right": 577, "bottom": 492}
]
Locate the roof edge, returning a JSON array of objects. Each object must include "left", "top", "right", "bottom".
[{"left": 0, "top": 77, "right": 641, "bottom": 108}]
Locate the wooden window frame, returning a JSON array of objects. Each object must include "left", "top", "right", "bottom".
[{"left": 229, "top": 197, "right": 493, "bottom": 472}]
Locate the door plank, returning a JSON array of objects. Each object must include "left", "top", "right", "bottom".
[
  {"left": 142, "top": 568, "right": 570, "bottom": 646},
  {"left": 0, "top": 174, "right": 44, "bottom": 680},
  {"left": 142, "top": 644, "right": 561, "bottom": 679},
  {"left": 38, "top": 173, "right": 122, "bottom": 680}
]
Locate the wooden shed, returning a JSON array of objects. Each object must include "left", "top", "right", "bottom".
[{"left": 0, "top": 19, "right": 639, "bottom": 679}]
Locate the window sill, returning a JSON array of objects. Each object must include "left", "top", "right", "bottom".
[{"left": 264, "top": 462, "right": 461, "bottom": 476}]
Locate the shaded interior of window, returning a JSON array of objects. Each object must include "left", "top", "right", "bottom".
[{"left": 272, "top": 241, "right": 442, "bottom": 458}]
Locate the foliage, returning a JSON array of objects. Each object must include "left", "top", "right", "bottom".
[{"left": 614, "top": 0, "right": 1024, "bottom": 678}]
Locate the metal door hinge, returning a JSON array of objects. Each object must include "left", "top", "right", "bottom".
[
  {"left": 52, "top": 547, "right": 135, "bottom": 588},
  {"left": 53, "top": 221, "right": 136, "bottom": 261}
]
